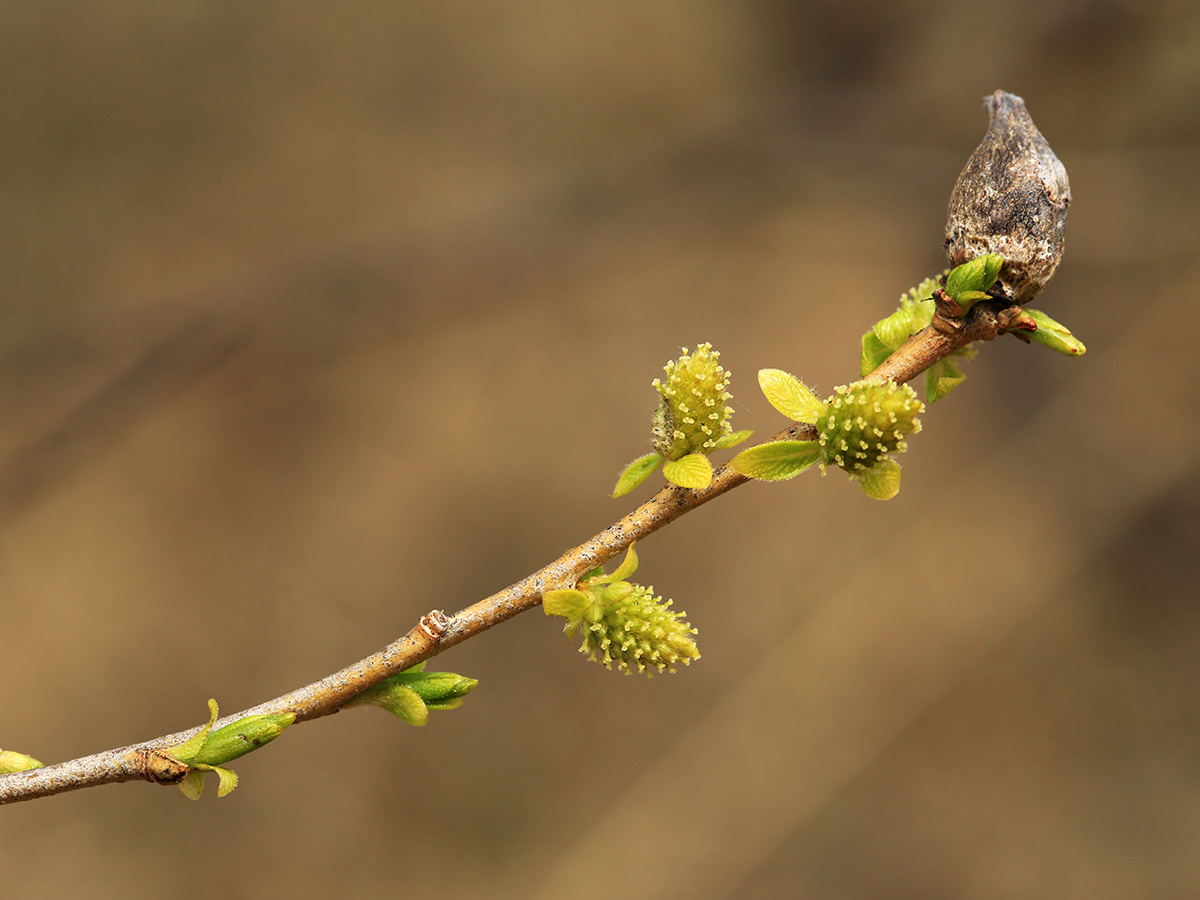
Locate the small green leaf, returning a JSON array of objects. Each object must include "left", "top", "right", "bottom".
[
  {"left": 856, "top": 459, "right": 902, "bottom": 500},
  {"left": 170, "top": 699, "right": 220, "bottom": 763},
  {"left": 910, "top": 296, "right": 936, "bottom": 331},
  {"left": 873, "top": 307, "right": 913, "bottom": 350},
  {"left": 179, "top": 770, "right": 206, "bottom": 800},
  {"left": 609, "top": 543, "right": 639, "bottom": 582},
  {"left": 612, "top": 452, "right": 664, "bottom": 497},
  {"left": 758, "top": 369, "right": 825, "bottom": 423},
  {"left": 542, "top": 589, "right": 591, "bottom": 619},
  {"left": 177, "top": 758, "right": 239, "bottom": 800},
  {"left": 213, "top": 766, "right": 239, "bottom": 798},
  {"left": 861, "top": 331, "right": 892, "bottom": 376},
  {"left": 729, "top": 440, "right": 821, "bottom": 481},
  {"left": 372, "top": 684, "right": 429, "bottom": 725},
  {"left": 925, "top": 359, "right": 967, "bottom": 404},
  {"left": 662, "top": 453, "right": 713, "bottom": 490},
  {"left": 712, "top": 429, "right": 753, "bottom": 450}
]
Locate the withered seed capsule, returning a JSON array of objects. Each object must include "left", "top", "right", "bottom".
[{"left": 945, "top": 90, "right": 1070, "bottom": 305}]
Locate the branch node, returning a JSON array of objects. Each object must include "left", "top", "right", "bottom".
[
  {"left": 418, "top": 610, "right": 450, "bottom": 642},
  {"left": 132, "top": 748, "right": 189, "bottom": 786}
]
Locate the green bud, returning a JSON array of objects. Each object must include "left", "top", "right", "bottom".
[
  {"left": 188, "top": 714, "right": 295, "bottom": 767},
  {"left": 944, "top": 253, "right": 1004, "bottom": 313},
  {"left": 346, "top": 666, "right": 478, "bottom": 726},
  {"left": 167, "top": 699, "right": 293, "bottom": 800},
  {"left": 0, "top": 749, "right": 44, "bottom": 774},
  {"left": 1014, "top": 308, "right": 1086, "bottom": 356}
]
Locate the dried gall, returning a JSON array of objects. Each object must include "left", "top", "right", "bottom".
[{"left": 945, "top": 91, "right": 1070, "bottom": 305}]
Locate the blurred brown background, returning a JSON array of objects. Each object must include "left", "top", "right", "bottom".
[{"left": 2, "top": 2, "right": 1198, "bottom": 898}]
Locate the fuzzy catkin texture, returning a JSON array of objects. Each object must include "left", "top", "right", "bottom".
[
  {"left": 651, "top": 343, "right": 733, "bottom": 460},
  {"left": 945, "top": 90, "right": 1070, "bottom": 304},
  {"left": 817, "top": 381, "right": 923, "bottom": 474},
  {"left": 577, "top": 583, "right": 699, "bottom": 675}
]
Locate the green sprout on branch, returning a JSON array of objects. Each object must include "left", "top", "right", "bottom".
[
  {"left": 167, "top": 699, "right": 294, "bottom": 800},
  {"left": 345, "top": 664, "right": 478, "bottom": 726}
]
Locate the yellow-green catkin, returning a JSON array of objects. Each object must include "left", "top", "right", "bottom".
[
  {"left": 817, "top": 381, "right": 923, "bottom": 475},
  {"left": 579, "top": 582, "right": 699, "bottom": 675},
  {"left": 651, "top": 344, "right": 734, "bottom": 460}
]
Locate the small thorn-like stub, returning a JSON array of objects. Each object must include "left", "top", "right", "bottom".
[
  {"left": 418, "top": 610, "right": 449, "bottom": 642},
  {"left": 946, "top": 91, "right": 1070, "bottom": 304}
]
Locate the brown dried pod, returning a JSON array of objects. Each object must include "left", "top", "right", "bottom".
[{"left": 945, "top": 91, "right": 1070, "bottom": 305}]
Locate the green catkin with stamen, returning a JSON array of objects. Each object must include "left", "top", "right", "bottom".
[
  {"left": 651, "top": 343, "right": 734, "bottom": 460},
  {"left": 569, "top": 582, "right": 699, "bottom": 675},
  {"left": 816, "top": 381, "right": 923, "bottom": 475}
]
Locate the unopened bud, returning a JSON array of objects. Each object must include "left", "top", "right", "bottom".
[
  {"left": 0, "top": 749, "right": 43, "bottom": 774},
  {"left": 188, "top": 714, "right": 295, "bottom": 767},
  {"left": 945, "top": 91, "right": 1070, "bottom": 304}
]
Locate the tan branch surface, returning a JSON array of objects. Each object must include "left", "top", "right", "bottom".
[{"left": 0, "top": 302, "right": 1005, "bottom": 805}]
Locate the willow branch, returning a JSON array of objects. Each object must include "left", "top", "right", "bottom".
[{"left": 0, "top": 300, "right": 1010, "bottom": 805}]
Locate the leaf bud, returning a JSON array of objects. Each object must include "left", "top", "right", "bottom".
[
  {"left": 1012, "top": 308, "right": 1087, "bottom": 356},
  {"left": 345, "top": 667, "right": 478, "bottom": 725},
  {"left": 0, "top": 749, "right": 44, "bottom": 774},
  {"left": 188, "top": 714, "right": 295, "bottom": 767},
  {"left": 943, "top": 253, "right": 1004, "bottom": 314}
]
